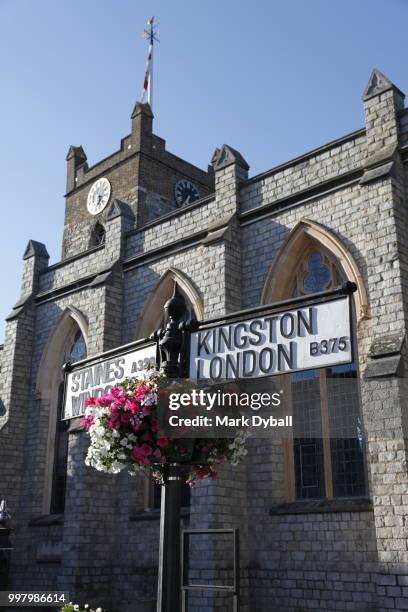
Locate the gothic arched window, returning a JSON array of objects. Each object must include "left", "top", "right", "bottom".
[
  {"left": 90, "top": 222, "right": 106, "bottom": 248},
  {"left": 287, "top": 248, "right": 366, "bottom": 500},
  {"left": 138, "top": 272, "right": 202, "bottom": 511},
  {"left": 292, "top": 249, "right": 343, "bottom": 297},
  {"left": 50, "top": 329, "right": 86, "bottom": 514}
]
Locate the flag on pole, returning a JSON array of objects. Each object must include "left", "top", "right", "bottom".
[
  {"left": 141, "top": 17, "right": 155, "bottom": 107},
  {"left": 141, "top": 44, "right": 153, "bottom": 104}
]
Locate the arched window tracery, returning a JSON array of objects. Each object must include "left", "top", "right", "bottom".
[
  {"left": 292, "top": 249, "right": 343, "bottom": 297},
  {"left": 262, "top": 226, "right": 367, "bottom": 502}
]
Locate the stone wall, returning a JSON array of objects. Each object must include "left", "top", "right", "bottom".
[
  {"left": 2, "top": 69, "right": 408, "bottom": 611},
  {"left": 62, "top": 103, "right": 213, "bottom": 259}
]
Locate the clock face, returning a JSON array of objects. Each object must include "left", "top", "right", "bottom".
[
  {"left": 174, "top": 180, "right": 200, "bottom": 207},
  {"left": 87, "top": 177, "right": 111, "bottom": 215}
]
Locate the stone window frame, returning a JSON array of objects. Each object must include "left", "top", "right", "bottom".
[
  {"left": 136, "top": 267, "right": 203, "bottom": 510},
  {"left": 261, "top": 219, "right": 369, "bottom": 322},
  {"left": 89, "top": 221, "right": 106, "bottom": 248},
  {"left": 136, "top": 267, "right": 204, "bottom": 339},
  {"left": 36, "top": 306, "right": 89, "bottom": 515},
  {"left": 262, "top": 219, "right": 369, "bottom": 503}
]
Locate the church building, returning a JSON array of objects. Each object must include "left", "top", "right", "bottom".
[{"left": 1, "top": 68, "right": 408, "bottom": 612}]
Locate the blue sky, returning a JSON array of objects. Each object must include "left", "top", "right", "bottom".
[{"left": 0, "top": 0, "right": 407, "bottom": 341}]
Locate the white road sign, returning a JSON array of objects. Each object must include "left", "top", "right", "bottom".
[
  {"left": 63, "top": 343, "right": 157, "bottom": 420},
  {"left": 190, "top": 297, "right": 352, "bottom": 381}
]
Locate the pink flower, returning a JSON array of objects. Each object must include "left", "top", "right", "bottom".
[
  {"left": 110, "top": 387, "right": 123, "bottom": 399},
  {"left": 124, "top": 399, "right": 138, "bottom": 414},
  {"left": 157, "top": 438, "right": 169, "bottom": 448},
  {"left": 131, "top": 444, "right": 153, "bottom": 466},
  {"left": 130, "top": 419, "right": 142, "bottom": 432},
  {"left": 140, "top": 443, "right": 153, "bottom": 456},
  {"left": 85, "top": 397, "right": 97, "bottom": 407},
  {"left": 82, "top": 415, "right": 95, "bottom": 430}
]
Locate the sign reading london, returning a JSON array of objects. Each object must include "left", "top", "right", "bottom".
[
  {"left": 63, "top": 344, "right": 157, "bottom": 420},
  {"left": 189, "top": 296, "right": 352, "bottom": 381}
]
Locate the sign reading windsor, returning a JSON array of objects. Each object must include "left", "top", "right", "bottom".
[{"left": 189, "top": 296, "right": 352, "bottom": 381}]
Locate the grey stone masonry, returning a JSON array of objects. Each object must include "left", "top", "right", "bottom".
[
  {"left": 66, "top": 146, "right": 87, "bottom": 193},
  {"left": 0, "top": 242, "right": 48, "bottom": 513},
  {"left": 360, "top": 72, "right": 408, "bottom": 606},
  {"left": 4, "top": 69, "right": 408, "bottom": 611},
  {"left": 62, "top": 101, "right": 214, "bottom": 259}
]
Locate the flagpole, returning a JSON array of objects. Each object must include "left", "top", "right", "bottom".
[
  {"left": 142, "top": 16, "right": 158, "bottom": 110},
  {"left": 149, "top": 41, "right": 153, "bottom": 109}
]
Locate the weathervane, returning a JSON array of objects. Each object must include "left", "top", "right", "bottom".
[{"left": 141, "top": 16, "right": 159, "bottom": 110}]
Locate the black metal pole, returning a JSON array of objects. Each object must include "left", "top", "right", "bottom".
[
  {"left": 157, "top": 463, "right": 183, "bottom": 611},
  {"left": 154, "top": 282, "right": 190, "bottom": 612}
]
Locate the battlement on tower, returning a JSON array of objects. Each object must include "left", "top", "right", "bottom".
[{"left": 62, "top": 101, "right": 214, "bottom": 259}]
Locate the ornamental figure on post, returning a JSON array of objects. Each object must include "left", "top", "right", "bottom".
[{"left": 152, "top": 281, "right": 189, "bottom": 378}]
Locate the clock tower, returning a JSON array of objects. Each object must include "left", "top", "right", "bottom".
[{"left": 62, "top": 101, "right": 213, "bottom": 259}]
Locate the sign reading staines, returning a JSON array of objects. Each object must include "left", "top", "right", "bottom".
[{"left": 63, "top": 344, "right": 157, "bottom": 420}]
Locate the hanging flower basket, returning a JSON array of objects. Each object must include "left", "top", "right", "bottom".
[{"left": 82, "top": 368, "right": 248, "bottom": 486}]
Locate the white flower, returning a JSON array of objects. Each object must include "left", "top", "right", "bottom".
[{"left": 74, "top": 606, "right": 79, "bottom": 611}]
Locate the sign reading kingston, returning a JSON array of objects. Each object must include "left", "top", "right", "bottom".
[
  {"left": 189, "top": 297, "right": 352, "bottom": 381},
  {"left": 63, "top": 344, "right": 157, "bottom": 420}
]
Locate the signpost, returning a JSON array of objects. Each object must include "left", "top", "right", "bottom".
[
  {"left": 190, "top": 295, "right": 352, "bottom": 381},
  {"left": 61, "top": 280, "right": 356, "bottom": 612},
  {"left": 63, "top": 342, "right": 157, "bottom": 420}
]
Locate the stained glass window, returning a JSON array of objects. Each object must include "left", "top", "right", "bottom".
[
  {"left": 292, "top": 249, "right": 342, "bottom": 297},
  {"left": 303, "top": 252, "right": 331, "bottom": 293},
  {"left": 289, "top": 247, "right": 366, "bottom": 500},
  {"left": 69, "top": 330, "right": 86, "bottom": 363}
]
